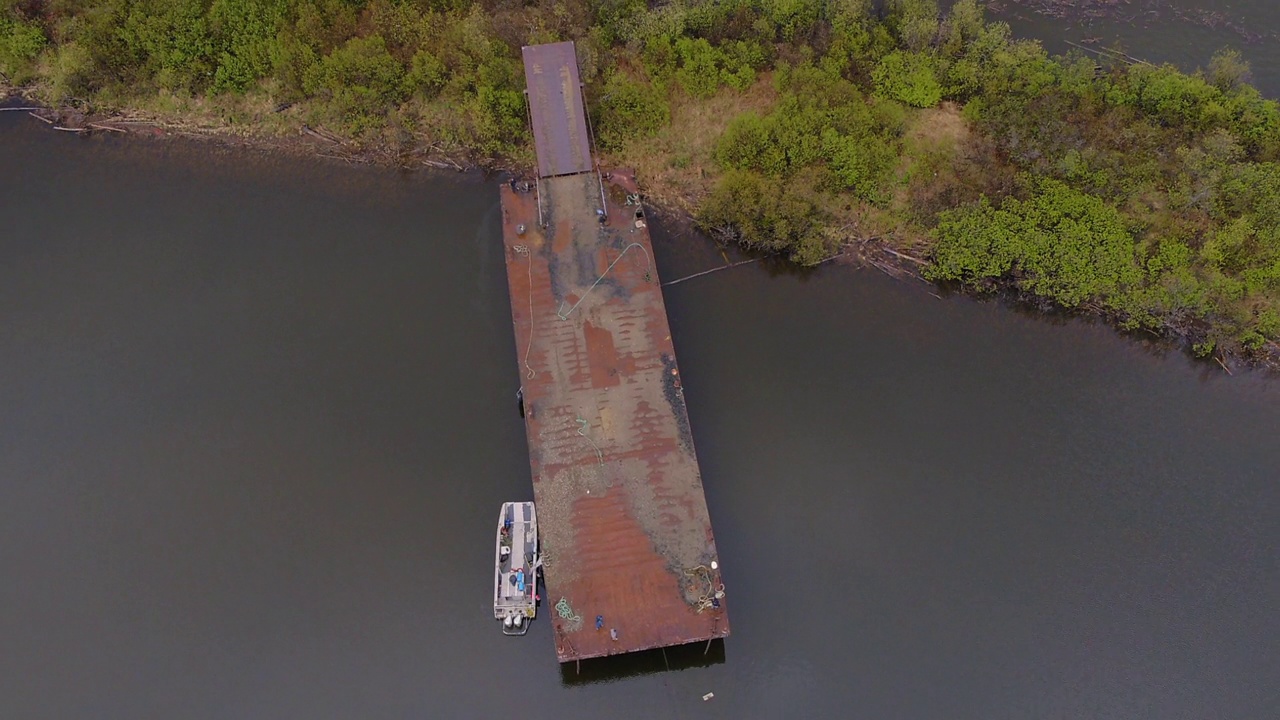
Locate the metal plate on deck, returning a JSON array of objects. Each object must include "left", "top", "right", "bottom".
[{"left": 521, "top": 42, "right": 593, "bottom": 178}]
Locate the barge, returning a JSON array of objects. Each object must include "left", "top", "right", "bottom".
[{"left": 498, "top": 41, "right": 729, "bottom": 663}]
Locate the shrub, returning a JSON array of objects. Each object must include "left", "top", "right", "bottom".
[
  {"left": 303, "top": 35, "right": 407, "bottom": 132},
  {"left": 929, "top": 179, "right": 1143, "bottom": 308},
  {"left": 0, "top": 12, "right": 46, "bottom": 83},
  {"left": 674, "top": 37, "right": 720, "bottom": 99},
  {"left": 595, "top": 71, "right": 670, "bottom": 150},
  {"left": 406, "top": 48, "right": 447, "bottom": 98},
  {"left": 716, "top": 111, "right": 787, "bottom": 175},
  {"left": 714, "top": 95, "right": 829, "bottom": 177},
  {"left": 822, "top": 128, "right": 898, "bottom": 202},
  {"left": 119, "top": 0, "right": 216, "bottom": 92},
  {"left": 873, "top": 51, "right": 941, "bottom": 108},
  {"left": 45, "top": 42, "right": 95, "bottom": 101},
  {"left": 886, "top": 0, "right": 939, "bottom": 52},
  {"left": 698, "top": 169, "right": 835, "bottom": 265},
  {"left": 209, "top": 0, "right": 287, "bottom": 93}
]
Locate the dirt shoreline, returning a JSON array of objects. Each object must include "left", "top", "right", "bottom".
[
  {"left": 5, "top": 91, "right": 1276, "bottom": 375},
  {"left": 0, "top": 91, "right": 499, "bottom": 172}
]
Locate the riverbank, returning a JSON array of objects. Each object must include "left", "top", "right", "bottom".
[
  {"left": 0, "top": 91, "right": 482, "bottom": 170},
  {"left": 3, "top": 1, "right": 1278, "bottom": 370}
]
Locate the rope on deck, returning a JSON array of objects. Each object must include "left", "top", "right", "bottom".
[
  {"left": 556, "top": 242, "right": 652, "bottom": 320},
  {"left": 555, "top": 597, "right": 583, "bottom": 631},
  {"left": 574, "top": 415, "right": 611, "bottom": 488},
  {"left": 512, "top": 243, "right": 536, "bottom": 380},
  {"left": 684, "top": 565, "right": 726, "bottom": 613},
  {"left": 575, "top": 416, "right": 604, "bottom": 468}
]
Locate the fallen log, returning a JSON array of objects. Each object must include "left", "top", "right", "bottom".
[
  {"left": 877, "top": 245, "right": 928, "bottom": 265},
  {"left": 1215, "top": 355, "right": 1234, "bottom": 376},
  {"left": 663, "top": 258, "right": 761, "bottom": 286}
]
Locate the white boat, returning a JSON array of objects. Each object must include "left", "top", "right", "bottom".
[{"left": 494, "top": 501, "right": 540, "bottom": 635}]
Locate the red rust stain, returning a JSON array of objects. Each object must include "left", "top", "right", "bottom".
[{"left": 583, "top": 321, "right": 622, "bottom": 389}]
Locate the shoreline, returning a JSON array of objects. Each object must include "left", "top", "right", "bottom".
[
  {"left": 0, "top": 91, "right": 487, "bottom": 172},
  {"left": 4, "top": 89, "right": 1276, "bottom": 375}
]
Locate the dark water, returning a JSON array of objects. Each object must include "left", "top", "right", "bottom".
[
  {"left": 3, "top": 110, "right": 1279, "bottom": 717},
  {"left": 989, "top": 0, "right": 1280, "bottom": 96}
]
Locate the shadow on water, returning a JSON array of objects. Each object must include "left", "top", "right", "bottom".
[{"left": 558, "top": 639, "right": 726, "bottom": 686}]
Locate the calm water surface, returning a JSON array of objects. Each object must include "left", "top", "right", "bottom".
[
  {"left": 990, "top": 0, "right": 1280, "bottom": 95},
  {"left": 2, "top": 86, "right": 1278, "bottom": 719}
]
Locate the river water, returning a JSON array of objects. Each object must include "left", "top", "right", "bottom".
[
  {"left": 989, "top": 0, "right": 1280, "bottom": 95},
  {"left": 2, "top": 14, "right": 1279, "bottom": 717}
]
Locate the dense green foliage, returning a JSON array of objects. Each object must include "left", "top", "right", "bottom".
[
  {"left": 3, "top": 0, "right": 1278, "bottom": 358},
  {"left": 929, "top": 179, "right": 1144, "bottom": 310},
  {"left": 0, "top": 7, "right": 45, "bottom": 83},
  {"left": 699, "top": 168, "right": 831, "bottom": 264}
]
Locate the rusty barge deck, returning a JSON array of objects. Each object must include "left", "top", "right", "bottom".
[{"left": 499, "top": 41, "right": 728, "bottom": 663}]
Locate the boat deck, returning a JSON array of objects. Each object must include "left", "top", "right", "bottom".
[
  {"left": 500, "top": 167, "right": 728, "bottom": 661},
  {"left": 495, "top": 502, "right": 537, "bottom": 613}
]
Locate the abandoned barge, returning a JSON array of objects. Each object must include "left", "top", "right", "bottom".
[{"left": 498, "top": 41, "right": 729, "bottom": 663}]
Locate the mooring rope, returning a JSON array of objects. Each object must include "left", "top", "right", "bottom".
[
  {"left": 556, "top": 242, "right": 652, "bottom": 320},
  {"left": 575, "top": 416, "right": 604, "bottom": 467},
  {"left": 555, "top": 597, "right": 582, "bottom": 631},
  {"left": 512, "top": 243, "right": 536, "bottom": 380},
  {"left": 684, "top": 565, "right": 726, "bottom": 613}
]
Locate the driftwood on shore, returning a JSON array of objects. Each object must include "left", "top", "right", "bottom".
[
  {"left": 877, "top": 246, "right": 927, "bottom": 266},
  {"left": 423, "top": 158, "right": 464, "bottom": 171},
  {"left": 1063, "top": 40, "right": 1151, "bottom": 66}
]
